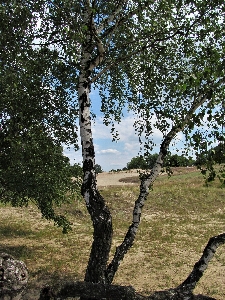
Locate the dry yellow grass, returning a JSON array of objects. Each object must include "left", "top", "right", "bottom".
[{"left": 0, "top": 167, "right": 225, "bottom": 299}]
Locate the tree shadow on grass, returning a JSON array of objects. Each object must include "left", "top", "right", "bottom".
[
  {"left": 0, "top": 244, "right": 34, "bottom": 260},
  {"left": 0, "top": 223, "right": 33, "bottom": 238},
  {"left": 0, "top": 245, "right": 217, "bottom": 300},
  {"left": 23, "top": 272, "right": 81, "bottom": 300},
  {"left": 0, "top": 244, "right": 80, "bottom": 299}
]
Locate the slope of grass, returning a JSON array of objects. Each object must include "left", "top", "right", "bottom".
[{"left": 0, "top": 168, "right": 225, "bottom": 299}]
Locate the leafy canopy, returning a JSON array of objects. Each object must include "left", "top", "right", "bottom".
[
  {"left": 0, "top": 0, "right": 81, "bottom": 232},
  {"left": 1, "top": 0, "right": 225, "bottom": 228},
  {"left": 3, "top": 0, "right": 224, "bottom": 152}
]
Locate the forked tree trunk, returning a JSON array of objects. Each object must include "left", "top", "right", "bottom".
[
  {"left": 78, "top": 41, "right": 214, "bottom": 299},
  {"left": 77, "top": 3, "right": 217, "bottom": 299}
]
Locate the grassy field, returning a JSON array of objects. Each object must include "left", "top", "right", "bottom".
[{"left": 0, "top": 167, "right": 225, "bottom": 299}]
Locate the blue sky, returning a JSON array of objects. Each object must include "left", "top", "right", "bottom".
[{"left": 63, "top": 89, "right": 187, "bottom": 172}]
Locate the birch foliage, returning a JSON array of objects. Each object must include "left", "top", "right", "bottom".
[
  {"left": 0, "top": 0, "right": 81, "bottom": 231},
  {"left": 6, "top": 0, "right": 223, "bottom": 144},
  {"left": 28, "top": 0, "right": 225, "bottom": 151},
  {"left": 1, "top": 0, "right": 225, "bottom": 295}
]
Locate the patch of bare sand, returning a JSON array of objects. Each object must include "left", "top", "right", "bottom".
[
  {"left": 97, "top": 167, "right": 197, "bottom": 187},
  {"left": 96, "top": 169, "right": 141, "bottom": 187}
]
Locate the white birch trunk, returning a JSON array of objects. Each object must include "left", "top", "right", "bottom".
[
  {"left": 78, "top": 59, "right": 113, "bottom": 285},
  {"left": 78, "top": 4, "right": 113, "bottom": 287}
]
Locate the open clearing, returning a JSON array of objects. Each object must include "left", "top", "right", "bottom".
[
  {"left": 96, "top": 167, "right": 197, "bottom": 186},
  {"left": 0, "top": 167, "right": 225, "bottom": 299}
]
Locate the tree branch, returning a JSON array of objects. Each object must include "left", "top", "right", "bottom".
[
  {"left": 90, "top": 41, "right": 156, "bottom": 83},
  {"left": 91, "top": 4, "right": 213, "bottom": 83},
  {"left": 90, "top": 25, "right": 192, "bottom": 83},
  {"left": 105, "top": 91, "right": 211, "bottom": 283},
  {"left": 88, "top": 27, "right": 105, "bottom": 71},
  {"left": 178, "top": 232, "right": 225, "bottom": 292},
  {"left": 98, "top": 1, "right": 152, "bottom": 38},
  {"left": 83, "top": 0, "right": 106, "bottom": 71},
  {"left": 96, "top": 0, "right": 128, "bottom": 34}
]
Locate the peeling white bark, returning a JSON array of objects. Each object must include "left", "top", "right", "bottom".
[
  {"left": 78, "top": 64, "right": 113, "bottom": 285},
  {"left": 78, "top": 2, "right": 97, "bottom": 205}
]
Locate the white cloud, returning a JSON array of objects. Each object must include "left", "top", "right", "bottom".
[
  {"left": 92, "top": 114, "right": 163, "bottom": 145},
  {"left": 97, "top": 149, "right": 120, "bottom": 154},
  {"left": 124, "top": 141, "right": 140, "bottom": 152},
  {"left": 92, "top": 115, "right": 137, "bottom": 142},
  {"left": 92, "top": 118, "right": 111, "bottom": 139},
  {"left": 64, "top": 113, "right": 194, "bottom": 171}
]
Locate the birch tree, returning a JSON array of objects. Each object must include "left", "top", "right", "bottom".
[{"left": 1, "top": 0, "right": 225, "bottom": 299}]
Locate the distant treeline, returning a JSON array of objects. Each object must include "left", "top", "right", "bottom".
[
  {"left": 97, "top": 144, "right": 225, "bottom": 173},
  {"left": 125, "top": 143, "right": 225, "bottom": 170},
  {"left": 125, "top": 153, "right": 195, "bottom": 170}
]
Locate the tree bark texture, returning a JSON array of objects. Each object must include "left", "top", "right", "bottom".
[
  {"left": 78, "top": 3, "right": 113, "bottom": 291},
  {"left": 78, "top": 69, "right": 113, "bottom": 286}
]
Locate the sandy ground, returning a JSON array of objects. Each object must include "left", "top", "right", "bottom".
[
  {"left": 96, "top": 169, "right": 140, "bottom": 187},
  {"left": 96, "top": 167, "right": 197, "bottom": 187}
]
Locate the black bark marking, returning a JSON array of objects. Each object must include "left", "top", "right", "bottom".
[
  {"left": 83, "top": 159, "right": 94, "bottom": 172},
  {"left": 80, "top": 90, "right": 91, "bottom": 124},
  {"left": 81, "top": 114, "right": 85, "bottom": 123},
  {"left": 81, "top": 163, "right": 95, "bottom": 197},
  {"left": 0, "top": 268, "right": 4, "bottom": 281},
  {"left": 80, "top": 93, "right": 87, "bottom": 113},
  {"left": 81, "top": 178, "right": 113, "bottom": 286},
  {"left": 87, "top": 144, "right": 95, "bottom": 157},
  {"left": 83, "top": 81, "right": 89, "bottom": 89}
]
